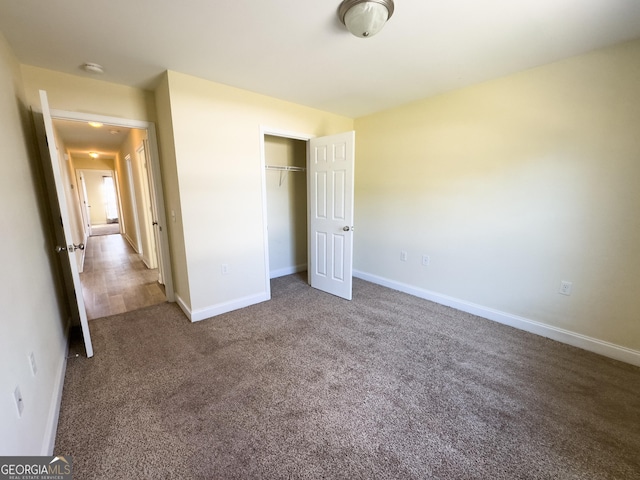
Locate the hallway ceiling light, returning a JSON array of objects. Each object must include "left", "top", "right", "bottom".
[
  {"left": 338, "top": 0, "right": 394, "bottom": 38},
  {"left": 88, "top": 121, "right": 103, "bottom": 128},
  {"left": 89, "top": 152, "right": 99, "bottom": 158}
]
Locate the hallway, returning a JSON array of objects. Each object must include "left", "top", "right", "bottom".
[{"left": 80, "top": 233, "right": 166, "bottom": 320}]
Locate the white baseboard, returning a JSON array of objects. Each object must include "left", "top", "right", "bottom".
[
  {"left": 353, "top": 270, "right": 640, "bottom": 367},
  {"left": 176, "top": 292, "right": 270, "bottom": 323},
  {"left": 141, "top": 255, "right": 152, "bottom": 269},
  {"left": 270, "top": 263, "right": 307, "bottom": 279},
  {"left": 42, "top": 321, "right": 70, "bottom": 455},
  {"left": 123, "top": 233, "right": 139, "bottom": 253},
  {"left": 175, "top": 293, "right": 192, "bottom": 320}
]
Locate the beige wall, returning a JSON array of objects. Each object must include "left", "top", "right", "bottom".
[
  {"left": 0, "top": 32, "right": 68, "bottom": 454},
  {"left": 73, "top": 157, "right": 115, "bottom": 171},
  {"left": 265, "top": 136, "right": 307, "bottom": 277},
  {"left": 162, "top": 71, "right": 353, "bottom": 314},
  {"left": 354, "top": 39, "right": 640, "bottom": 352},
  {"left": 21, "top": 65, "right": 156, "bottom": 122}
]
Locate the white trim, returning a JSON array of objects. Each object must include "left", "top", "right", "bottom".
[
  {"left": 258, "top": 127, "right": 272, "bottom": 303},
  {"left": 270, "top": 263, "right": 307, "bottom": 279},
  {"left": 135, "top": 143, "right": 156, "bottom": 270},
  {"left": 177, "top": 292, "right": 270, "bottom": 323},
  {"left": 141, "top": 255, "right": 153, "bottom": 269},
  {"left": 123, "top": 232, "right": 139, "bottom": 253},
  {"left": 42, "top": 322, "right": 70, "bottom": 455},
  {"left": 353, "top": 270, "right": 640, "bottom": 367},
  {"left": 49, "top": 110, "right": 151, "bottom": 130},
  {"left": 260, "top": 126, "right": 315, "bottom": 142},
  {"left": 175, "top": 293, "right": 192, "bottom": 321},
  {"left": 113, "top": 169, "right": 125, "bottom": 237}
]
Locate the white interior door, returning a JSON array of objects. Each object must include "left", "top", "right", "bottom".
[
  {"left": 36, "top": 90, "right": 93, "bottom": 357},
  {"left": 309, "top": 131, "right": 355, "bottom": 300},
  {"left": 75, "top": 171, "right": 92, "bottom": 238}
]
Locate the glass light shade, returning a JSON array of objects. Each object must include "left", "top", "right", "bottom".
[{"left": 344, "top": 2, "right": 389, "bottom": 38}]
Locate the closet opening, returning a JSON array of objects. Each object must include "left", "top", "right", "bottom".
[
  {"left": 261, "top": 128, "right": 355, "bottom": 301},
  {"left": 264, "top": 134, "right": 309, "bottom": 280}
]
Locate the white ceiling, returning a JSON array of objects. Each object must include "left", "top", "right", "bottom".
[{"left": 2, "top": 0, "right": 640, "bottom": 118}]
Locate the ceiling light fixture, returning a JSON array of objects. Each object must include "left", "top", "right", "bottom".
[
  {"left": 88, "top": 121, "right": 103, "bottom": 128},
  {"left": 338, "top": 0, "right": 394, "bottom": 38},
  {"left": 89, "top": 152, "right": 99, "bottom": 158},
  {"left": 82, "top": 62, "right": 104, "bottom": 74}
]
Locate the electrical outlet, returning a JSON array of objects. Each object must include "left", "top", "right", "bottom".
[
  {"left": 421, "top": 255, "right": 430, "bottom": 266},
  {"left": 221, "top": 264, "right": 229, "bottom": 275},
  {"left": 559, "top": 280, "right": 573, "bottom": 296},
  {"left": 14, "top": 386, "right": 24, "bottom": 418},
  {"left": 29, "top": 352, "right": 37, "bottom": 376},
  {"left": 400, "top": 251, "right": 408, "bottom": 262}
]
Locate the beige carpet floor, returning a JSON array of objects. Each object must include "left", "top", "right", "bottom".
[{"left": 56, "top": 273, "right": 640, "bottom": 479}]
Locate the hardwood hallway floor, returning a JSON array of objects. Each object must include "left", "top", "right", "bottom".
[{"left": 80, "top": 234, "right": 166, "bottom": 320}]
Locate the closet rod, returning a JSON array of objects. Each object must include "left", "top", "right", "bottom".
[{"left": 265, "top": 165, "right": 306, "bottom": 172}]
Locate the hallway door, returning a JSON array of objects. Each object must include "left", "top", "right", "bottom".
[{"left": 35, "top": 90, "right": 93, "bottom": 357}]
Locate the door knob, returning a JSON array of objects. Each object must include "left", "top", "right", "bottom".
[
  {"left": 343, "top": 226, "right": 355, "bottom": 232},
  {"left": 59, "top": 243, "right": 84, "bottom": 253}
]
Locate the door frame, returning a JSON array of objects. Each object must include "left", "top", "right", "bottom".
[
  {"left": 50, "top": 109, "right": 175, "bottom": 302},
  {"left": 135, "top": 142, "right": 159, "bottom": 270},
  {"left": 139, "top": 140, "right": 164, "bottom": 281},
  {"left": 259, "top": 127, "right": 314, "bottom": 300}
]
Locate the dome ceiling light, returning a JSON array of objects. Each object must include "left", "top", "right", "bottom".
[
  {"left": 338, "top": 0, "right": 395, "bottom": 38},
  {"left": 82, "top": 62, "right": 104, "bottom": 74}
]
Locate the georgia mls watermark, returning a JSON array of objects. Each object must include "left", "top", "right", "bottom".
[{"left": 0, "top": 456, "right": 72, "bottom": 480}]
